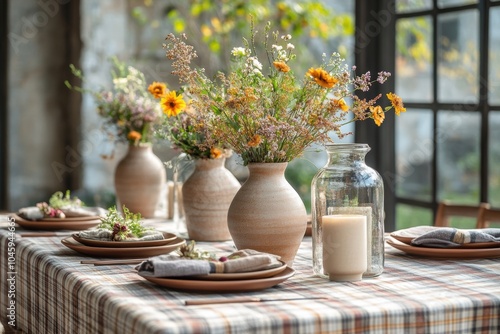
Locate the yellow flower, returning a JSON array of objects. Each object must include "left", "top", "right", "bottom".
[
  {"left": 306, "top": 68, "right": 338, "bottom": 88},
  {"left": 386, "top": 92, "right": 406, "bottom": 115},
  {"left": 127, "top": 130, "right": 142, "bottom": 142},
  {"left": 210, "top": 147, "right": 223, "bottom": 159},
  {"left": 333, "top": 99, "right": 349, "bottom": 112},
  {"left": 370, "top": 105, "right": 385, "bottom": 126},
  {"left": 247, "top": 134, "right": 261, "bottom": 147},
  {"left": 148, "top": 82, "right": 167, "bottom": 99},
  {"left": 273, "top": 61, "right": 290, "bottom": 73},
  {"left": 161, "top": 91, "right": 186, "bottom": 117}
]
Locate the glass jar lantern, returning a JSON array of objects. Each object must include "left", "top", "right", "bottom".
[{"left": 311, "top": 143, "right": 384, "bottom": 278}]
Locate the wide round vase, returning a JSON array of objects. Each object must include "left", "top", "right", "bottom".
[
  {"left": 182, "top": 158, "right": 240, "bottom": 241},
  {"left": 227, "top": 162, "right": 307, "bottom": 266},
  {"left": 114, "top": 145, "right": 165, "bottom": 218}
]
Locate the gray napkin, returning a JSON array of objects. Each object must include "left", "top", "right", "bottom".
[
  {"left": 18, "top": 206, "right": 106, "bottom": 220},
  {"left": 59, "top": 206, "right": 107, "bottom": 217},
  {"left": 136, "top": 249, "right": 282, "bottom": 278},
  {"left": 411, "top": 228, "right": 500, "bottom": 248},
  {"left": 77, "top": 229, "right": 165, "bottom": 241}
]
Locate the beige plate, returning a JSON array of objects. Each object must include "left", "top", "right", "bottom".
[
  {"left": 142, "top": 267, "right": 295, "bottom": 292},
  {"left": 72, "top": 232, "right": 177, "bottom": 248},
  {"left": 390, "top": 226, "right": 500, "bottom": 249},
  {"left": 61, "top": 236, "right": 185, "bottom": 258},
  {"left": 192, "top": 262, "right": 287, "bottom": 281},
  {"left": 41, "top": 215, "right": 102, "bottom": 222},
  {"left": 12, "top": 214, "right": 100, "bottom": 231},
  {"left": 387, "top": 237, "right": 500, "bottom": 259}
]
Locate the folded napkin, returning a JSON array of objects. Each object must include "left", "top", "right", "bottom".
[
  {"left": 136, "top": 249, "right": 282, "bottom": 278},
  {"left": 58, "top": 206, "right": 107, "bottom": 218},
  {"left": 18, "top": 206, "right": 106, "bottom": 220},
  {"left": 77, "top": 229, "right": 164, "bottom": 241},
  {"left": 411, "top": 227, "right": 500, "bottom": 248}
]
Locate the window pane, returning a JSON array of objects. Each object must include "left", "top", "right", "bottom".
[
  {"left": 438, "top": 0, "right": 477, "bottom": 7},
  {"left": 489, "top": 112, "right": 500, "bottom": 207},
  {"left": 396, "top": 0, "right": 432, "bottom": 13},
  {"left": 396, "top": 16, "right": 433, "bottom": 102},
  {"left": 437, "top": 111, "right": 480, "bottom": 204},
  {"left": 395, "top": 109, "right": 433, "bottom": 201},
  {"left": 396, "top": 204, "right": 433, "bottom": 230},
  {"left": 437, "top": 10, "right": 479, "bottom": 103},
  {"left": 490, "top": 7, "right": 500, "bottom": 105}
]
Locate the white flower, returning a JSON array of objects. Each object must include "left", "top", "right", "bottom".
[
  {"left": 250, "top": 57, "right": 263, "bottom": 70},
  {"left": 287, "top": 43, "right": 295, "bottom": 50},
  {"left": 231, "top": 47, "right": 247, "bottom": 57},
  {"left": 272, "top": 44, "right": 283, "bottom": 51}
]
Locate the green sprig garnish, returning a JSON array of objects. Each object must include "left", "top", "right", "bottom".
[
  {"left": 98, "top": 206, "right": 152, "bottom": 239},
  {"left": 49, "top": 190, "right": 84, "bottom": 209}
]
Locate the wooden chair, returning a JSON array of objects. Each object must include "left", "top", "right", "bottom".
[
  {"left": 434, "top": 201, "right": 490, "bottom": 228},
  {"left": 476, "top": 206, "right": 500, "bottom": 228}
]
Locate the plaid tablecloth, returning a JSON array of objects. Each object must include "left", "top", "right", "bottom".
[{"left": 1, "top": 217, "right": 499, "bottom": 334}]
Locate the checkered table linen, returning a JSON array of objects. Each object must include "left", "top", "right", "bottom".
[{"left": 1, "top": 218, "right": 499, "bottom": 333}]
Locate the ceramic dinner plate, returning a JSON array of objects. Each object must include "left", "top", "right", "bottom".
[
  {"left": 12, "top": 214, "right": 101, "bottom": 231},
  {"left": 386, "top": 237, "right": 500, "bottom": 259},
  {"left": 61, "top": 236, "right": 185, "bottom": 258},
  {"left": 72, "top": 232, "right": 177, "bottom": 248},
  {"left": 141, "top": 267, "right": 295, "bottom": 292},
  {"left": 192, "top": 262, "right": 288, "bottom": 281},
  {"left": 41, "top": 215, "right": 102, "bottom": 222},
  {"left": 390, "top": 226, "right": 500, "bottom": 249}
]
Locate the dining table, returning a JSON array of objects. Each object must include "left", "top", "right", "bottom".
[{"left": 1, "top": 214, "right": 499, "bottom": 334}]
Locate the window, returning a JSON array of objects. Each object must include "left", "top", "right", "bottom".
[{"left": 356, "top": 0, "right": 500, "bottom": 230}]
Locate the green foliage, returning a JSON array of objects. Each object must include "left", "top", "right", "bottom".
[
  {"left": 49, "top": 190, "right": 84, "bottom": 209},
  {"left": 98, "top": 206, "right": 153, "bottom": 238}
]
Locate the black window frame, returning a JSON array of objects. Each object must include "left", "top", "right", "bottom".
[{"left": 355, "top": 0, "right": 500, "bottom": 231}]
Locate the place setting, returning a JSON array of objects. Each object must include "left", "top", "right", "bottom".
[
  {"left": 12, "top": 190, "right": 106, "bottom": 231},
  {"left": 387, "top": 225, "right": 500, "bottom": 258},
  {"left": 61, "top": 206, "right": 186, "bottom": 258},
  {"left": 133, "top": 242, "right": 295, "bottom": 293}
]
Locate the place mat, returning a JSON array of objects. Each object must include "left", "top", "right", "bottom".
[
  {"left": 61, "top": 236, "right": 185, "bottom": 258},
  {"left": 386, "top": 237, "right": 500, "bottom": 259},
  {"left": 72, "top": 232, "right": 177, "bottom": 248},
  {"left": 192, "top": 262, "right": 287, "bottom": 281},
  {"left": 12, "top": 214, "right": 101, "bottom": 231},
  {"left": 390, "top": 226, "right": 500, "bottom": 249},
  {"left": 142, "top": 267, "right": 295, "bottom": 292}
]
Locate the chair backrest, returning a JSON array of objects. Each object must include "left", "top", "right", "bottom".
[
  {"left": 434, "top": 201, "right": 490, "bottom": 228},
  {"left": 476, "top": 206, "right": 500, "bottom": 229}
]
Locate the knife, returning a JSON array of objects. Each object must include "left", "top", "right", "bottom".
[
  {"left": 185, "top": 297, "right": 327, "bottom": 306},
  {"left": 80, "top": 259, "right": 146, "bottom": 266}
]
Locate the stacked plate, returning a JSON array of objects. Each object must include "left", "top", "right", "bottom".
[
  {"left": 61, "top": 232, "right": 186, "bottom": 258},
  {"left": 387, "top": 226, "right": 500, "bottom": 259},
  {"left": 12, "top": 213, "right": 102, "bottom": 230},
  {"left": 141, "top": 262, "right": 295, "bottom": 293}
]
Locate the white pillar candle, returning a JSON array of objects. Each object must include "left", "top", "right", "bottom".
[
  {"left": 322, "top": 214, "right": 367, "bottom": 282},
  {"left": 327, "top": 206, "right": 373, "bottom": 271}
]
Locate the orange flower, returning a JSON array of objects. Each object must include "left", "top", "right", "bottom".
[
  {"left": 161, "top": 91, "right": 186, "bottom": 117},
  {"left": 306, "top": 68, "right": 338, "bottom": 88},
  {"left": 247, "top": 134, "right": 261, "bottom": 147},
  {"left": 386, "top": 92, "right": 406, "bottom": 115},
  {"left": 273, "top": 61, "right": 290, "bottom": 73},
  {"left": 148, "top": 82, "right": 167, "bottom": 99},
  {"left": 370, "top": 105, "right": 385, "bottom": 126},
  {"left": 127, "top": 130, "right": 142, "bottom": 141},
  {"left": 210, "top": 147, "right": 223, "bottom": 159},
  {"left": 333, "top": 99, "right": 349, "bottom": 112}
]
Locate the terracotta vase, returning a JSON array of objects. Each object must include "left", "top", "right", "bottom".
[
  {"left": 114, "top": 144, "right": 165, "bottom": 218},
  {"left": 182, "top": 158, "right": 240, "bottom": 241},
  {"left": 227, "top": 162, "right": 307, "bottom": 266}
]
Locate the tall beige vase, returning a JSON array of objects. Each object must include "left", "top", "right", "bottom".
[
  {"left": 227, "top": 162, "right": 307, "bottom": 266},
  {"left": 114, "top": 144, "right": 166, "bottom": 218},
  {"left": 182, "top": 158, "right": 240, "bottom": 241}
]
